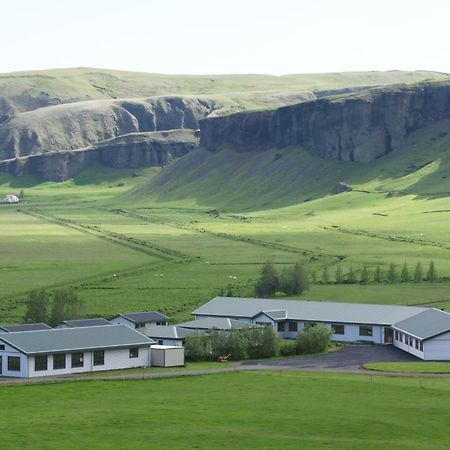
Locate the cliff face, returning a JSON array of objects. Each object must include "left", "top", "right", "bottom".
[
  {"left": 0, "top": 96, "right": 215, "bottom": 161},
  {"left": 200, "top": 81, "right": 450, "bottom": 162},
  {"left": 0, "top": 130, "right": 198, "bottom": 181}
]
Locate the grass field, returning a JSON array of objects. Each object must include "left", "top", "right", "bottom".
[
  {"left": 364, "top": 362, "right": 450, "bottom": 373},
  {"left": 1, "top": 371, "right": 450, "bottom": 449}
]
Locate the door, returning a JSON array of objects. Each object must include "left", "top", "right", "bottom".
[
  {"left": 384, "top": 327, "right": 393, "bottom": 344},
  {"left": 0, "top": 356, "right": 2, "bottom": 375}
]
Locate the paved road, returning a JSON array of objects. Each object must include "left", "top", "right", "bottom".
[{"left": 238, "top": 345, "right": 419, "bottom": 371}]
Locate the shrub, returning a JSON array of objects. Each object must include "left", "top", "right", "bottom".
[
  {"left": 279, "top": 340, "right": 298, "bottom": 356},
  {"left": 296, "top": 325, "right": 332, "bottom": 354}
]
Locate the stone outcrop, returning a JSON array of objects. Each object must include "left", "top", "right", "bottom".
[
  {"left": 0, "top": 96, "right": 216, "bottom": 161},
  {"left": 199, "top": 81, "right": 450, "bottom": 162},
  {"left": 0, "top": 130, "right": 198, "bottom": 181}
]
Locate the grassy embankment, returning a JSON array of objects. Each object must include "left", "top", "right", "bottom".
[
  {"left": 1, "top": 371, "right": 450, "bottom": 449},
  {"left": 364, "top": 362, "right": 450, "bottom": 373}
]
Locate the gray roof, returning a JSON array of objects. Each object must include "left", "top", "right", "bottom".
[
  {"left": 192, "top": 297, "right": 428, "bottom": 326},
  {"left": 392, "top": 308, "right": 450, "bottom": 340},
  {"left": 144, "top": 325, "right": 192, "bottom": 340},
  {"left": 116, "top": 312, "right": 169, "bottom": 323},
  {"left": 0, "top": 323, "right": 52, "bottom": 332},
  {"left": 177, "top": 316, "right": 261, "bottom": 331},
  {"left": 0, "top": 325, "right": 154, "bottom": 355},
  {"left": 60, "top": 318, "right": 112, "bottom": 328}
]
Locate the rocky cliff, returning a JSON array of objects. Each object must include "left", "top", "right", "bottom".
[
  {"left": 200, "top": 80, "right": 450, "bottom": 162},
  {"left": 0, "top": 130, "right": 198, "bottom": 181},
  {"left": 0, "top": 96, "right": 215, "bottom": 161}
]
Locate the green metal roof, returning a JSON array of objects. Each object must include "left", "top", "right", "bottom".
[
  {"left": 0, "top": 325, "right": 154, "bottom": 355},
  {"left": 193, "top": 297, "right": 428, "bottom": 325},
  {"left": 392, "top": 308, "right": 450, "bottom": 340}
]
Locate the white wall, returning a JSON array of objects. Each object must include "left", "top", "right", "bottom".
[
  {"left": 151, "top": 347, "right": 184, "bottom": 367},
  {"left": 424, "top": 331, "right": 450, "bottom": 361},
  {"left": 25, "top": 346, "right": 151, "bottom": 378},
  {"left": 0, "top": 343, "right": 28, "bottom": 378},
  {"left": 151, "top": 338, "right": 183, "bottom": 347},
  {"left": 393, "top": 331, "right": 424, "bottom": 359}
]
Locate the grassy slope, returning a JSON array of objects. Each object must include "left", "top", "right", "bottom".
[
  {"left": 2, "top": 371, "right": 450, "bottom": 449},
  {"left": 364, "top": 362, "right": 450, "bottom": 373},
  {"left": 1, "top": 67, "right": 447, "bottom": 111}
]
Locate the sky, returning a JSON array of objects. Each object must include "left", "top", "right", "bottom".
[{"left": 1, "top": 0, "right": 449, "bottom": 75}]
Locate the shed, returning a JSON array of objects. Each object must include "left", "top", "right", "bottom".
[
  {"left": 150, "top": 345, "right": 184, "bottom": 367},
  {"left": 111, "top": 311, "right": 169, "bottom": 330}
]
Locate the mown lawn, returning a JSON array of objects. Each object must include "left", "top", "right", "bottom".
[
  {"left": 364, "top": 362, "right": 450, "bottom": 373},
  {"left": 1, "top": 371, "right": 450, "bottom": 449}
]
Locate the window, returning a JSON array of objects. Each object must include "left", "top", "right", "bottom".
[
  {"left": 419, "top": 341, "right": 423, "bottom": 351},
  {"left": 400, "top": 333, "right": 403, "bottom": 343},
  {"left": 129, "top": 347, "right": 139, "bottom": 358},
  {"left": 304, "top": 322, "right": 317, "bottom": 330},
  {"left": 359, "top": 326, "right": 373, "bottom": 337},
  {"left": 156, "top": 321, "right": 165, "bottom": 326},
  {"left": 0, "top": 344, "right": 5, "bottom": 350},
  {"left": 93, "top": 351, "right": 104, "bottom": 366},
  {"left": 136, "top": 322, "right": 145, "bottom": 329},
  {"left": 71, "top": 352, "right": 84, "bottom": 368},
  {"left": 277, "top": 322, "right": 285, "bottom": 333},
  {"left": 394, "top": 331, "right": 398, "bottom": 340},
  {"left": 53, "top": 354, "right": 66, "bottom": 370},
  {"left": 35, "top": 355, "right": 48, "bottom": 372},
  {"left": 157, "top": 340, "right": 164, "bottom": 345},
  {"left": 288, "top": 322, "right": 298, "bottom": 333},
  {"left": 8, "top": 356, "right": 20, "bottom": 372},
  {"left": 332, "top": 324, "right": 345, "bottom": 335},
  {"left": 415, "top": 339, "right": 419, "bottom": 350}
]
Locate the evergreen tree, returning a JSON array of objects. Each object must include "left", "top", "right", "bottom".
[
  {"left": 360, "top": 265, "right": 370, "bottom": 284},
  {"left": 426, "top": 260, "right": 437, "bottom": 282},
  {"left": 387, "top": 263, "right": 397, "bottom": 283},
  {"left": 335, "top": 264, "right": 344, "bottom": 284},
  {"left": 401, "top": 262, "right": 409, "bottom": 282},
  {"left": 321, "top": 266, "right": 330, "bottom": 284},
  {"left": 23, "top": 289, "right": 50, "bottom": 323},
  {"left": 414, "top": 261, "right": 423, "bottom": 283},
  {"left": 347, "top": 265, "right": 356, "bottom": 284},
  {"left": 255, "top": 260, "right": 280, "bottom": 297},
  {"left": 374, "top": 265, "right": 383, "bottom": 283}
]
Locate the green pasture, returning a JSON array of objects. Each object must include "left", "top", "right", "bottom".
[
  {"left": 364, "top": 362, "right": 450, "bottom": 373},
  {"left": 1, "top": 371, "right": 450, "bottom": 449}
]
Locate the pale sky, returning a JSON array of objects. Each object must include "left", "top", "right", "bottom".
[{"left": 1, "top": 0, "right": 449, "bottom": 75}]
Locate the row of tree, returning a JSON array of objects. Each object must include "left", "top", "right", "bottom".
[
  {"left": 255, "top": 261, "right": 309, "bottom": 297},
  {"left": 314, "top": 260, "right": 439, "bottom": 285},
  {"left": 184, "top": 327, "right": 277, "bottom": 361},
  {"left": 23, "top": 288, "right": 85, "bottom": 326}
]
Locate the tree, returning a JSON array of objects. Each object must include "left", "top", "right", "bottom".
[
  {"left": 23, "top": 289, "right": 50, "bottom": 323},
  {"left": 374, "top": 265, "right": 383, "bottom": 283},
  {"left": 296, "top": 325, "right": 332, "bottom": 354},
  {"left": 426, "top": 260, "right": 437, "bottom": 282},
  {"left": 401, "top": 262, "right": 409, "bottom": 283},
  {"left": 347, "top": 265, "right": 356, "bottom": 284},
  {"left": 321, "top": 267, "right": 330, "bottom": 284},
  {"left": 255, "top": 260, "right": 280, "bottom": 297},
  {"left": 360, "top": 265, "right": 370, "bottom": 284},
  {"left": 387, "top": 263, "right": 397, "bottom": 283},
  {"left": 335, "top": 265, "right": 344, "bottom": 284},
  {"left": 19, "top": 189, "right": 25, "bottom": 199},
  {"left": 311, "top": 271, "right": 318, "bottom": 284},
  {"left": 50, "top": 288, "right": 85, "bottom": 326},
  {"left": 280, "top": 262, "right": 309, "bottom": 295},
  {"left": 414, "top": 261, "right": 423, "bottom": 283}
]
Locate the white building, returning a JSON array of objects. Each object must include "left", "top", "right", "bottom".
[
  {"left": 110, "top": 311, "right": 169, "bottom": 330},
  {"left": 3, "top": 194, "right": 20, "bottom": 204},
  {"left": 0, "top": 325, "right": 154, "bottom": 378},
  {"left": 150, "top": 345, "right": 185, "bottom": 367},
  {"left": 192, "top": 297, "right": 450, "bottom": 360}
]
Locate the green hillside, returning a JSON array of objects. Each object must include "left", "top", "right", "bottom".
[{"left": 1, "top": 67, "right": 447, "bottom": 112}]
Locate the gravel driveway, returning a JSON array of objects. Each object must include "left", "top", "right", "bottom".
[{"left": 238, "top": 345, "right": 419, "bottom": 371}]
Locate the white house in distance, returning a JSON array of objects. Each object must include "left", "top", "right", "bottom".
[
  {"left": 192, "top": 297, "right": 450, "bottom": 360},
  {"left": 110, "top": 312, "right": 169, "bottom": 330},
  {"left": 3, "top": 194, "right": 20, "bottom": 204},
  {"left": 0, "top": 325, "right": 154, "bottom": 378}
]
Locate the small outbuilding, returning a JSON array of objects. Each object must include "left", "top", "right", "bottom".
[
  {"left": 111, "top": 311, "right": 169, "bottom": 330},
  {"left": 150, "top": 345, "right": 185, "bottom": 367},
  {"left": 3, "top": 194, "right": 20, "bottom": 204},
  {"left": 144, "top": 325, "right": 192, "bottom": 346}
]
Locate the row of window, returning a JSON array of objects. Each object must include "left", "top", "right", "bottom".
[
  {"left": 394, "top": 331, "right": 423, "bottom": 351},
  {"left": 275, "top": 321, "right": 373, "bottom": 337},
  {"left": 5, "top": 347, "right": 140, "bottom": 372}
]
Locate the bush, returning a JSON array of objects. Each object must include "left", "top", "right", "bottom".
[
  {"left": 279, "top": 340, "right": 298, "bottom": 356},
  {"left": 296, "top": 325, "right": 332, "bottom": 354}
]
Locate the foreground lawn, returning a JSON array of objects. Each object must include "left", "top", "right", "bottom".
[
  {"left": 1, "top": 371, "right": 450, "bottom": 449},
  {"left": 364, "top": 362, "right": 450, "bottom": 373}
]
